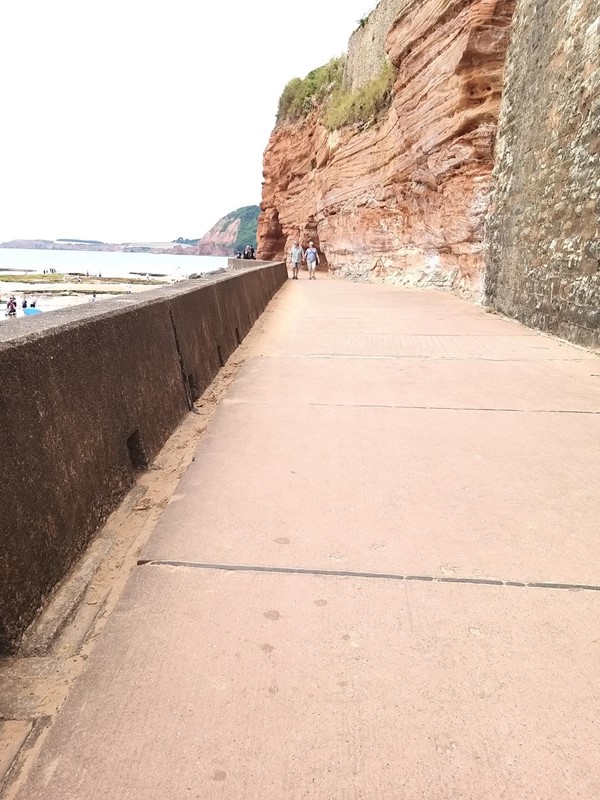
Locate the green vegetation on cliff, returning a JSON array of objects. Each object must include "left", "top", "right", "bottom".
[
  {"left": 232, "top": 205, "right": 260, "bottom": 250},
  {"left": 277, "top": 58, "right": 344, "bottom": 123},
  {"left": 208, "top": 205, "right": 260, "bottom": 251},
  {"left": 324, "top": 62, "right": 396, "bottom": 129},
  {"left": 277, "top": 59, "right": 396, "bottom": 130}
]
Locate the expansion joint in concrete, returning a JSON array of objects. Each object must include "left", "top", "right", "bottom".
[
  {"left": 227, "top": 399, "right": 600, "bottom": 416},
  {"left": 168, "top": 304, "right": 193, "bottom": 410},
  {"left": 284, "top": 354, "right": 593, "bottom": 363},
  {"left": 137, "top": 560, "right": 600, "bottom": 594}
]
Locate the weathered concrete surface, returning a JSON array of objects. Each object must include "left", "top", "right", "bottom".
[
  {"left": 13, "top": 280, "right": 600, "bottom": 798},
  {"left": 485, "top": 0, "right": 600, "bottom": 347},
  {"left": 0, "top": 263, "right": 286, "bottom": 653}
]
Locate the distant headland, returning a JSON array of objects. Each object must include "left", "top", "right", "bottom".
[{"left": 1, "top": 204, "right": 261, "bottom": 259}]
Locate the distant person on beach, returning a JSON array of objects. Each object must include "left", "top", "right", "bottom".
[
  {"left": 90, "top": 293, "right": 97, "bottom": 303},
  {"left": 30, "top": 298, "right": 37, "bottom": 308},
  {"left": 235, "top": 250, "right": 242, "bottom": 259},
  {"left": 22, "top": 298, "right": 28, "bottom": 309},
  {"left": 290, "top": 241, "right": 304, "bottom": 280},
  {"left": 6, "top": 296, "right": 17, "bottom": 316},
  {"left": 304, "top": 241, "right": 320, "bottom": 280}
]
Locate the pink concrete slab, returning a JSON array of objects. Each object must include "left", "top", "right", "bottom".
[
  {"left": 226, "top": 356, "right": 600, "bottom": 412},
  {"left": 292, "top": 318, "right": 538, "bottom": 335},
  {"left": 141, "top": 403, "right": 600, "bottom": 585},
  {"left": 291, "top": 304, "right": 539, "bottom": 335},
  {"left": 14, "top": 567, "right": 600, "bottom": 799},
  {"left": 282, "top": 332, "right": 594, "bottom": 360}
]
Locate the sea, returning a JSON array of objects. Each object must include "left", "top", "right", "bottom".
[
  {"left": 0, "top": 248, "right": 229, "bottom": 320},
  {"left": 0, "top": 248, "right": 227, "bottom": 280}
]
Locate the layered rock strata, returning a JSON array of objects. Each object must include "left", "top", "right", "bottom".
[{"left": 258, "top": 0, "right": 515, "bottom": 297}]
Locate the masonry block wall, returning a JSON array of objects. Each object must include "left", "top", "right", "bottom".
[
  {"left": 343, "top": 0, "right": 408, "bottom": 91},
  {"left": 485, "top": 0, "right": 600, "bottom": 348}
]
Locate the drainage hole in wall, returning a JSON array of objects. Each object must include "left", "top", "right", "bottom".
[
  {"left": 127, "top": 429, "right": 148, "bottom": 471},
  {"left": 217, "top": 345, "right": 225, "bottom": 367},
  {"left": 235, "top": 327, "right": 241, "bottom": 346}
]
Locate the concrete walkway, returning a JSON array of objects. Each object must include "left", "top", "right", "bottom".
[{"left": 14, "top": 279, "right": 600, "bottom": 798}]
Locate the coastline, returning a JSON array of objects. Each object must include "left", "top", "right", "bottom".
[{"left": 0, "top": 275, "right": 169, "bottom": 318}]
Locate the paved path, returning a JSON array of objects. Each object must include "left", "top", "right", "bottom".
[{"left": 15, "top": 279, "right": 600, "bottom": 798}]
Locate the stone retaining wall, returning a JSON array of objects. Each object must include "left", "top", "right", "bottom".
[
  {"left": 343, "top": 0, "right": 409, "bottom": 92},
  {"left": 485, "top": 0, "right": 600, "bottom": 348},
  {"left": 0, "top": 263, "right": 287, "bottom": 653}
]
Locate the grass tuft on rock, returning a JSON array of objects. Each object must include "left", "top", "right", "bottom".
[
  {"left": 277, "top": 58, "right": 345, "bottom": 124},
  {"left": 323, "top": 62, "right": 396, "bottom": 130},
  {"left": 276, "top": 59, "right": 396, "bottom": 131}
]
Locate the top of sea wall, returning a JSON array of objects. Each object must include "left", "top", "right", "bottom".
[{"left": 343, "top": 0, "right": 410, "bottom": 92}]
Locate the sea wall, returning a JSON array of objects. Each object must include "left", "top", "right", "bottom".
[
  {"left": 0, "top": 263, "right": 287, "bottom": 653},
  {"left": 484, "top": 0, "right": 600, "bottom": 348}
]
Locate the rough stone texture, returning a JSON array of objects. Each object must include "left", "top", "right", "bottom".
[
  {"left": 258, "top": 0, "right": 515, "bottom": 298},
  {"left": 344, "top": 0, "right": 408, "bottom": 92},
  {"left": 485, "top": 0, "right": 600, "bottom": 349},
  {"left": 0, "top": 263, "right": 286, "bottom": 654}
]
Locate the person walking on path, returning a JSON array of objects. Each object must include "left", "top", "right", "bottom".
[
  {"left": 289, "top": 241, "right": 304, "bottom": 279},
  {"left": 305, "top": 241, "right": 320, "bottom": 279}
]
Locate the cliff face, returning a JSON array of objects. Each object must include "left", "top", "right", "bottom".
[
  {"left": 196, "top": 205, "right": 260, "bottom": 257},
  {"left": 196, "top": 218, "right": 240, "bottom": 256},
  {"left": 258, "top": 0, "right": 515, "bottom": 297}
]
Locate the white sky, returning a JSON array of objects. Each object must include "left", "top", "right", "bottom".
[{"left": 0, "top": 0, "right": 373, "bottom": 243}]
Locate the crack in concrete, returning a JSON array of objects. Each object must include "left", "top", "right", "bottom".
[
  {"left": 168, "top": 304, "right": 193, "bottom": 411},
  {"left": 225, "top": 399, "right": 600, "bottom": 416},
  {"left": 137, "top": 560, "right": 600, "bottom": 594}
]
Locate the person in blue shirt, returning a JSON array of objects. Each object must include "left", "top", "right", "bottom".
[{"left": 304, "top": 241, "right": 320, "bottom": 280}]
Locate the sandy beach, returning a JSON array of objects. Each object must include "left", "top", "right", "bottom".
[{"left": 0, "top": 276, "right": 170, "bottom": 318}]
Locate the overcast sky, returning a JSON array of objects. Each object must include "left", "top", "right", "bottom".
[{"left": 0, "top": 0, "right": 374, "bottom": 243}]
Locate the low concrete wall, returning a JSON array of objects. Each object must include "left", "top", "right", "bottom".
[{"left": 0, "top": 262, "right": 287, "bottom": 653}]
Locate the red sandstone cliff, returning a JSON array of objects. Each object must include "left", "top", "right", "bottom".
[
  {"left": 258, "top": 0, "right": 515, "bottom": 297},
  {"left": 195, "top": 205, "right": 260, "bottom": 257},
  {"left": 195, "top": 218, "right": 240, "bottom": 256}
]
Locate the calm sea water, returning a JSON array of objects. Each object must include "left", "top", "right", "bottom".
[
  {"left": 0, "top": 249, "right": 230, "bottom": 321},
  {"left": 0, "top": 248, "right": 228, "bottom": 279}
]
